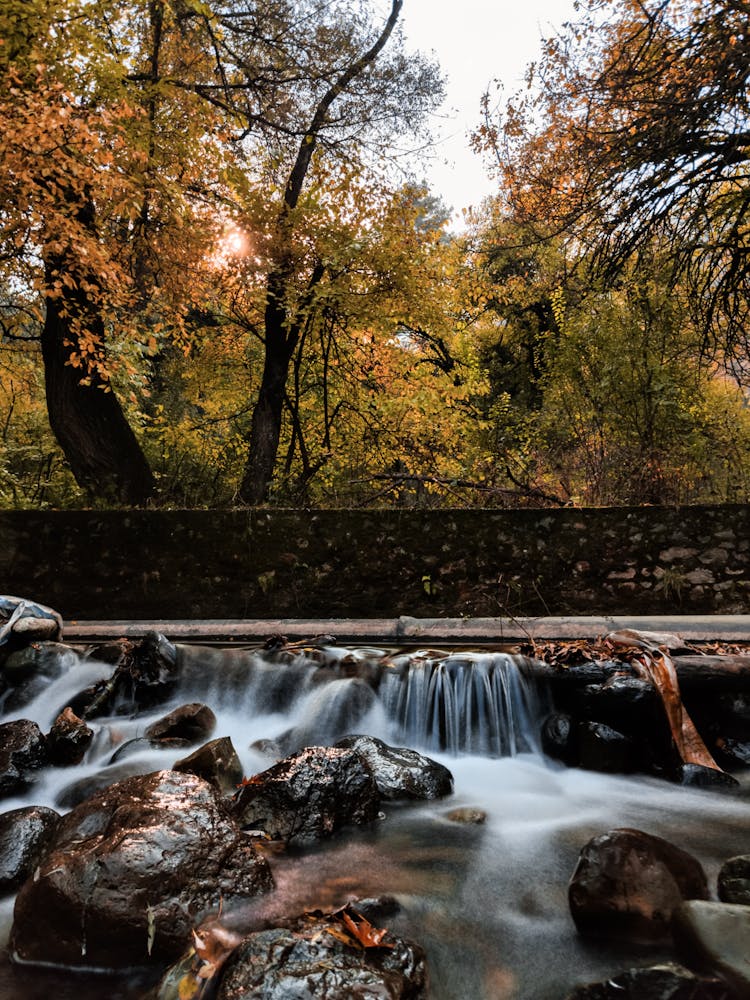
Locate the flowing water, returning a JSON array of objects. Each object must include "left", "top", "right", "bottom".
[{"left": 1, "top": 643, "right": 749, "bottom": 999}]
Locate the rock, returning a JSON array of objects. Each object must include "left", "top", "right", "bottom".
[
  {"left": 718, "top": 855, "right": 750, "bottom": 905},
  {"left": 445, "top": 807, "right": 486, "bottom": 825},
  {"left": 713, "top": 738, "right": 750, "bottom": 770},
  {"left": 565, "top": 962, "right": 731, "bottom": 999},
  {"left": 1, "top": 643, "right": 79, "bottom": 711},
  {"left": 232, "top": 746, "right": 380, "bottom": 845},
  {"left": 108, "top": 736, "right": 190, "bottom": 765},
  {"left": 145, "top": 703, "right": 217, "bottom": 744},
  {"left": 0, "top": 806, "right": 60, "bottom": 894},
  {"left": 11, "top": 770, "right": 273, "bottom": 968},
  {"left": 0, "top": 596, "right": 63, "bottom": 647},
  {"left": 46, "top": 708, "right": 93, "bottom": 766},
  {"left": 213, "top": 911, "right": 427, "bottom": 1000},
  {"left": 174, "top": 737, "right": 244, "bottom": 794},
  {"left": 2, "top": 641, "right": 76, "bottom": 683},
  {"left": 672, "top": 899, "right": 750, "bottom": 994},
  {"left": 335, "top": 735, "right": 453, "bottom": 800},
  {"left": 277, "top": 678, "right": 378, "bottom": 754},
  {"left": 541, "top": 712, "right": 578, "bottom": 765},
  {"left": 568, "top": 828, "right": 709, "bottom": 942},
  {"left": 677, "top": 764, "right": 740, "bottom": 790},
  {"left": 55, "top": 761, "right": 154, "bottom": 809},
  {"left": 580, "top": 676, "right": 665, "bottom": 739},
  {"left": 577, "top": 722, "right": 636, "bottom": 774},
  {"left": 711, "top": 693, "right": 750, "bottom": 741},
  {"left": 0, "top": 720, "right": 48, "bottom": 799}
]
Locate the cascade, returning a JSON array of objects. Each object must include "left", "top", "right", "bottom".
[{"left": 1, "top": 640, "right": 749, "bottom": 1000}]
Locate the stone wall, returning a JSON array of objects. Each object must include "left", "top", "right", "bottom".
[{"left": 1, "top": 506, "right": 748, "bottom": 620}]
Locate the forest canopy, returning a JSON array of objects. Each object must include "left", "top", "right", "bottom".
[{"left": 2, "top": 0, "right": 750, "bottom": 509}]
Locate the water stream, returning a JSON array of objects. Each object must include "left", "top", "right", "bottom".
[{"left": 1, "top": 643, "right": 749, "bottom": 999}]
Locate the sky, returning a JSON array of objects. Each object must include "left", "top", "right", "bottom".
[{"left": 396, "top": 0, "right": 580, "bottom": 223}]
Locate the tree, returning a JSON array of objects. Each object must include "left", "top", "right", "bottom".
[
  {"left": 219, "top": 0, "right": 444, "bottom": 503},
  {"left": 1, "top": 0, "right": 442, "bottom": 506},
  {"left": 476, "top": 0, "right": 750, "bottom": 362},
  {"left": 468, "top": 209, "right": 750, "bottom": 506}
]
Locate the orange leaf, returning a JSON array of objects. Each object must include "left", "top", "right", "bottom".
[{"left": 339, "top": 908, "right": 393, "bottom": 949}]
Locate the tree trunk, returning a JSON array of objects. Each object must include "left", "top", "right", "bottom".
[
  {"left": 41, "top": 264, "right": 155, "bottom": 507},
  {"left": 237, "top": 300, "right": 291, "bottom": 505}
]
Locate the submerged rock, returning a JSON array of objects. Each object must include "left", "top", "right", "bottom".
[
  {"left": 718, "top": 855, "right": 750, "bottom": 906},
  {"left": 673, "top": 899, "right": 750, "bottom": 994},
  {"left": 0, "top": 720, "right": 48, "bottom": 799},
  {"left": 174, "top": 736, "right": 243, "bottom": 794},
  {"left": 565, "top": 961, "right": 732, "bottom": 999},
  {"left": 145, "top": 702, "right": 217, "bottom": 744},
  {"left": 0, "top": 806, "right": 60, "bottom": 894},
  {"left": 11, "top": 769, "right": 273, "bottom": 968},
  {"left": 676, "top": 764, "right": 740, "bottom": 790},
  {"left": 232, "top": 746, "right": 380, "bottom": 845},
  {"left": 568, "top": 828, "right": 709, "bottom": 942},
  {"left": 277, "top": 678, "right": 378, "bottom": 754},
  {"left": 1, "top": 642, "right": 78, "bottom": 711},
  {"left": 713, "top": 738, "right": 750, "bottom": 770},
  {"left": 54, "top": 760, "right": 150, "bottom": 809},
  {"left": 335, "top": 735, "right": 453, "bottom": 801},
  {"left": 214, "top": 912, "right": 427, "bottom": 1000},
  {"left": 444, "top": 807, "right": 486, "bottom": 825}
]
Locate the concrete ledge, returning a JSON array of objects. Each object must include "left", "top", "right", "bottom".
[{"left": 62, "top": 615, "right": 750, "bottom": 645}]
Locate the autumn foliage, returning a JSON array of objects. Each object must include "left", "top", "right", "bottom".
[{"left": 2, "top": 0, "right": 750, "bottom": 509}]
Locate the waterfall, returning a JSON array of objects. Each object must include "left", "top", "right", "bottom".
[
  {"left": 173, "top": 645, "right": 547, "bottom": 758},
  {"left": 379, "top": 652, "right": 546, "bottom": 757},
  {"left": 166, "top": 644, "right": 548, "bottom": 758}
]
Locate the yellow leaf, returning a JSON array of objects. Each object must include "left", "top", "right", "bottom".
[{"left": 178, "top": 973, "right": 200, "bottom": 1000}]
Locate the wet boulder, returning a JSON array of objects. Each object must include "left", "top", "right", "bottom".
[
  {"left": 213, "top": 911, "right": 427, "bottom": 1000},
  {"left": 1, "top": 643, "right": 79, "bottom": 711},
  {"left": 108, "top": 736, "right": 190, "bottom": 765},
  {"left": 0, "top": 720, "right": 48, "bottom": 799},
  {"left": 277, "top": 678, "right": 378, "bottom": 754},
  {"left": 46, "top": 707, "right": 93, "bottom": 767},
  {"left": 55, "top": 760, "right": 152, "bottom": 809},
  {"left": 676, "top": 764, "right": 739, "bottom": 790},
  {"left": 672, "top": 900, "right": 750, "bottom": 994},
  {"left": 335, "top": 735, "right": 453, "bottom": 800},
  {"left": 145, "top": 703, "right": 216, "bottom": 745},
  {"left": 174, "top": 737, "right": 244, "bottom": 794},
  {"left": 580, "top": 676, "right": 662, "bottom": 732},
  {"left": 713, "top": 738, "right": 750, "bottom": 771},
  {"left": 577, "top": 722, "right": 637, "bottom": 774},
  {"left": 232, "top": 746, "right": 380, "bottom": 845},
  {"left": 718, "top": 855, "right": 750, "bottom": 906},
  {"left": 569, "top": 828, "right": 709, "bottom": 942},
  {"left": 11, "top": 769, "right": 274, "bottom": 968},
  {"left": 0, "top": 806, "right": 60, "bottom": 894},
  {"left": 565, "top": 962, "right": 731, "bottom": 999}
]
